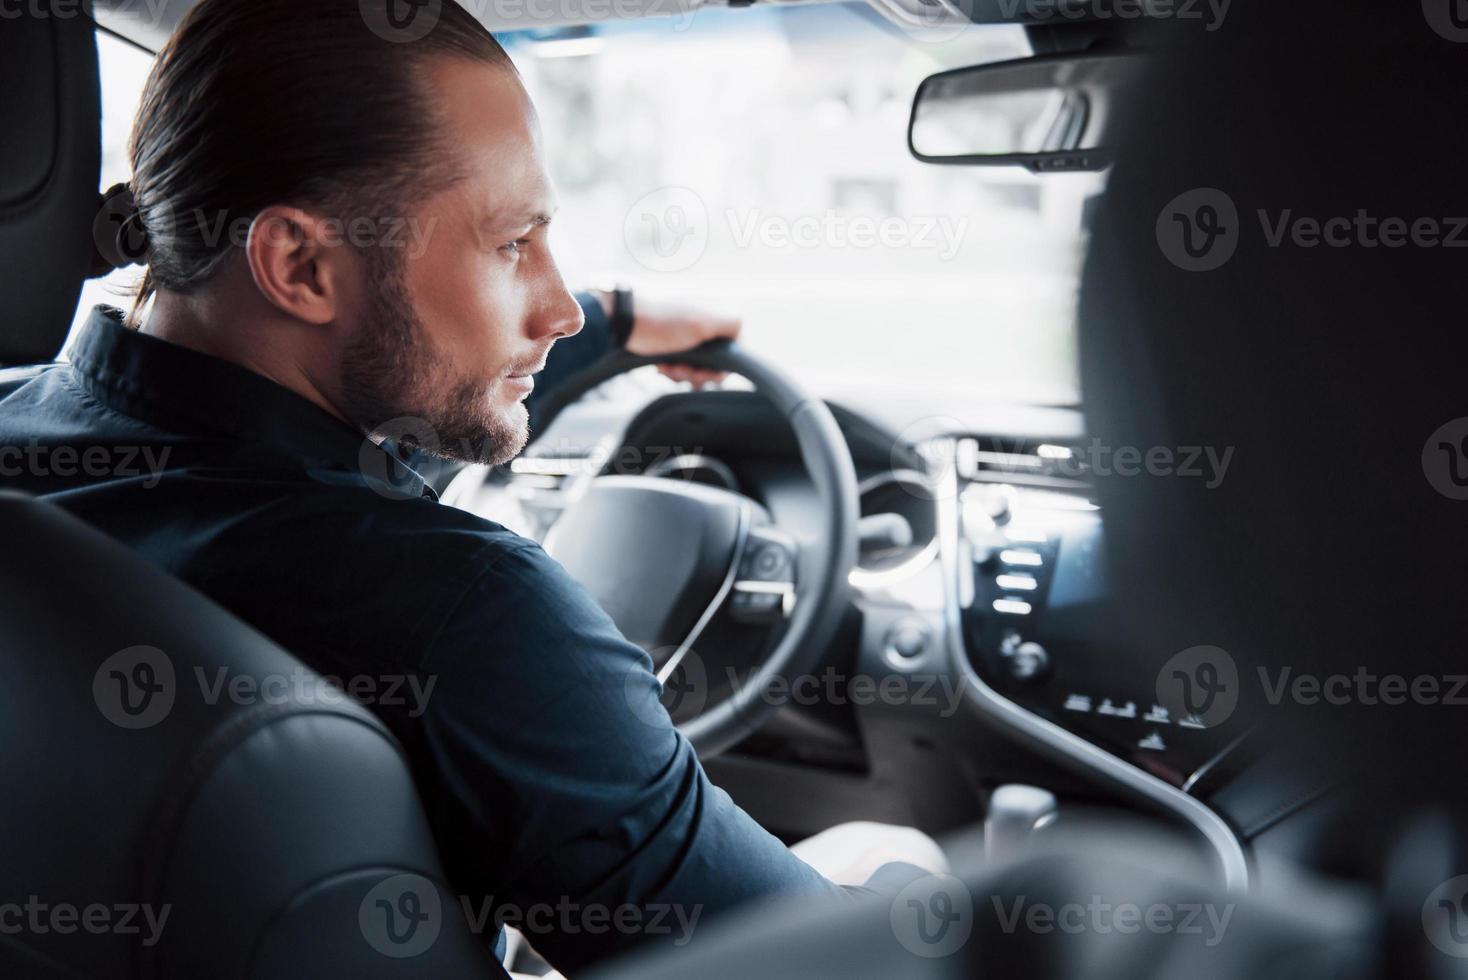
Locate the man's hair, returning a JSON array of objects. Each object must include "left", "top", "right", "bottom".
[{"left": 128, "top": 0, "right": 512, "bottom": 310}]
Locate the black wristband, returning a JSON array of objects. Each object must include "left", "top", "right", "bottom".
[{"left": 609, "top": 286, "right": 634, "bottom": 348}]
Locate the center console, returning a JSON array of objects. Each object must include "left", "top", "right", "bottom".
[
  {"left": 932, "top": 435, "right": 1249, "bottom": 890},
  {"left": 942, "top": 435, "right": 1242, "bottom": 817}
]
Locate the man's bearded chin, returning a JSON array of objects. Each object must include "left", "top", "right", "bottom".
[{"left": 339, "top": 259, "right": 529, "bottom": 467}]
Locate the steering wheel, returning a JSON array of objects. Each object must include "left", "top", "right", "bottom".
[{"left": 510, "top": 340, "right": 858, "bottom": 757}]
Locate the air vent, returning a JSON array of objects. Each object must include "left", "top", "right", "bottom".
[{"left": 956, "top": 436, "right": 1091, "bottom": 491}]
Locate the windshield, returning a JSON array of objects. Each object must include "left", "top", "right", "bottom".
[
  {"left": 505, "top": 6, "right": 1099, "bottom": 407},
  {"left": 82, "top": 7, "right": 1096, "bottom": 407}
]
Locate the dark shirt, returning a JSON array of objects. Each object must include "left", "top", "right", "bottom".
[{"left": 0, "top": 299, "right": 851, "bottom": 971}]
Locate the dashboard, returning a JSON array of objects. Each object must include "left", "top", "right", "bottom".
[{"left": 442, "top": 387, "right": 1246, "bottom": 815}]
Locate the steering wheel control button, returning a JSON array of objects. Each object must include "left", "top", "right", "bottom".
[
  {"left": 739, "top": 527, "right": 798, "bottom": 583},
  {"left": 729, "top": 580, "right": 793, "bottom": 623},
  {"left": 753, "top": 545, "right": 786, "bottom": 578},
  {"left": 731, "top": 527, "right": 799, "bottom": 623}
]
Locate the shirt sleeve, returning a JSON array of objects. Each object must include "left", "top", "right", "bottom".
[
  {"left": 416, "top": 537, "right": 849, "bottom": 972},
  {"left": 525, "top": 291, "right": 614, "bottom": 433}
]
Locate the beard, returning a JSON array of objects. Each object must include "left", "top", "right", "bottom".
[{"left": 338, "top": 250, "right": 529, "bottom": 468}]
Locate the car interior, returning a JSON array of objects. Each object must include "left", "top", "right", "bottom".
[{"left": 3, "top": 1, "right": 1465, "bottom": 978}]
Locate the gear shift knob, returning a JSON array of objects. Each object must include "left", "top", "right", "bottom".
[{"left": 984, "top": 784, "right": 1059, "bottom": 861}]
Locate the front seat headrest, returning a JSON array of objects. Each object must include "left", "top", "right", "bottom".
[
  {"left": 0, "top": 10, "right": 101, "bottom": 365},
  {"left": 1078, "top": 6, "right": 1468, "bottom": 821}
]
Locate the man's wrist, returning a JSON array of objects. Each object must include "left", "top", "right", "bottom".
[{"left": 606, "top": 286, "right": 634, "bottom": 348}]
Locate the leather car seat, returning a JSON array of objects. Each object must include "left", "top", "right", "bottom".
[
  {"left": 0, "top": 8, "right": 98, "bottom": 368},
  {"left": 0, "top": 493, "right": 507, "bottom": 979}
]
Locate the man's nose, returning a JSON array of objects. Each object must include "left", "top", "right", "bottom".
[{"left": 530, "top": 270, "right": 585, "bottom": 342}]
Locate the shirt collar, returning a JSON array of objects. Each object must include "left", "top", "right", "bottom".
[{"left": 69, "top": 306, "right": 436, "bottom": 500}]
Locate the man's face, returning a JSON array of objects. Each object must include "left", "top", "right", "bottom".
[{"left": 339, "top": 58, "right": 584, "bottom": 466}]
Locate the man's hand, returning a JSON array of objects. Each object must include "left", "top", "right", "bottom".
[
  {"left": 598, "top": 291, "right": 741, "bottom": 388},
  {"left": 790, "top": 821, "right": 949, "bottom": 887}
]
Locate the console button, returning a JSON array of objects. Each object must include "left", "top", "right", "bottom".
[
  {"left": 1138, "top": 731, "right": 1167, "bottom": 752},
  {"left": 1008, "top": 641, "right": 1049, "bottom": 682},
  {"left": 888, "top": 621, "right": 929, "bottom": 660},
  {"left": 1143, "top": 704, "right": 1171, "bottom": 724}
]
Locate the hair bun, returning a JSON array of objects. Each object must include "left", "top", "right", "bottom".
[{"left": 89, "top": 182, "right": 151, "bottom": 276}]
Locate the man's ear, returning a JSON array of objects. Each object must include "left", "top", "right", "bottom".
[{"left": 243, "top": 206, "right": 356, "bottom": 326}]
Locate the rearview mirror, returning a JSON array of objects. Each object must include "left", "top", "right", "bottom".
[{"left": 908, "top": 50, "right": 1147, "bottom": 172}]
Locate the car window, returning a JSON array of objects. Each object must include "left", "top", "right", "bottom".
[
  {"left": 75, "top": 10, "right": 1096, "bottom": 406},
  {"left": 67, "top": 32, "right": 154, "bottom": 352},
  {"left": 504, "top": 6, "right": 1099, "bottom": 406}
]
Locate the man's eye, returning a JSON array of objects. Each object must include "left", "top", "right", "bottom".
[{"left": 501, "top": 238, "right": 531, "bottom": 256}]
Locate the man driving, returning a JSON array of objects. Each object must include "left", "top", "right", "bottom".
[{"left": 0, "top": 0, "right": 938, "bottom": 971}]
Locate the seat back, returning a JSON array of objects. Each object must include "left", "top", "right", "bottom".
[
  {"left": 1077, "top": 3, "right": 1468, "bottom": 842},
  {"left": 0, "top": 492, "right": 505, "bottom": 978},
  {"left": 0, "top": 9, "right": 101, "bottom": 365}
]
